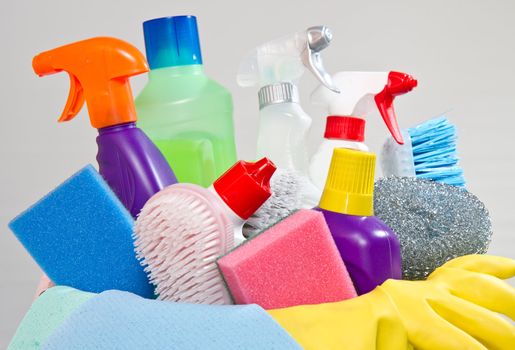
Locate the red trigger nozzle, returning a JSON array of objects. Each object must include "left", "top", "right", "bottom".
[{"left": 374, "top": 71, "right": 418, "bottom": 145}]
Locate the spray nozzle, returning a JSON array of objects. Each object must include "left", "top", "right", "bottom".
[
  {"left": 303, "top": 26, "right": 339, "bottom": 93},
  {"left": 307, "top": 26, "right": 333, "bottom": 51},
  {"left": 375, "top": 72, "right": 418, "bottom": 144},
  {"left": 311, "top": 71, "right": 417, "bottom": 144},
  {"left": 32, "top": 37, "right": 149, "bottom": 129},
  {"left": 237, "top": 26, "right": 338, "bottom": 91}
]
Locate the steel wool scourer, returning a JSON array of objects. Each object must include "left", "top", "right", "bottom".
[{"left": 374, "top": 177, "right": 492, "bottom": 280}]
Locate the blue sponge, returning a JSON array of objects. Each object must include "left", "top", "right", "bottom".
[
  {"left": 41, "top": 290, "right": 302, "bottom": 349},
  {"left": 8, "top": 165, "right": 154, "bottom": 298}
]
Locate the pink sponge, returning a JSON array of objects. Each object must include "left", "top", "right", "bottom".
[{"left": 217, "top": 209, "right": 357, "bottom": 309}]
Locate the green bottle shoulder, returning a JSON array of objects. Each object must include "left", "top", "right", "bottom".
[{"left": 135, "top": 74, "right": 232, "bottom": 105}]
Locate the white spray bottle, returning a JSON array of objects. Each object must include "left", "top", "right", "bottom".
[
  {"left": 309, "top": 71, "right": 418, "bottom": 191},
  {"left": 237, "top": 26, "right": 339, "bottom": 173},
  {"left": 237, "top": 26, "right": 339, "bottom": 237}
]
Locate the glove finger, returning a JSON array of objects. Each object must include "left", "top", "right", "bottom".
[
  {"left": 428, "top": 294, "right": 515, "bottom": 350},
  {"left": 433, "top": 267, "right": 515, "bottom": 319},
  {"left": 439, "top": 255, "right": 515, "bottom": 279},
  {"left": 404, "top": 305, "right": 487, "bottom": 350},
  {"left": 376, "top": 314, "right": 410, "bottom": 350}
]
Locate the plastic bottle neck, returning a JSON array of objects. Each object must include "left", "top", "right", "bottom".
[
  {"left": 98, "top": 122, "right": 137, "bottom": 134},
  {"left": 148, "top": 64, "right": 204, "bottom": 79}
]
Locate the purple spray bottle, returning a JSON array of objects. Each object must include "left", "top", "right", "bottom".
[
  {"left": 32, "top": 37, "right": 177, "bottom": 217},
  {"left": 317, "top": 148, "right": 401, "bottom": 295}
]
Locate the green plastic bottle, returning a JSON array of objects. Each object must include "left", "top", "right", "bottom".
[{"left": 135, "top": 15, "right": 237, "bottom": 187}]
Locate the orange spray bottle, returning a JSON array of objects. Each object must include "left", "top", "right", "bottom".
[{"left": 32, "top": 37, "right": 177, "bottom": 217}]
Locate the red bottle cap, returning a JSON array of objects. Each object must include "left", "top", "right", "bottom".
[
  {"left": 324, "top": 116, "right": 365, "bottom": 142},
  {"left": 213, "top": 157, "right": 276, "bottom": 220}
]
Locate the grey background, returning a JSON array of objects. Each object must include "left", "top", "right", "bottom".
[{"left": 1, "top": 0, "right": 514, "bottom": 347}]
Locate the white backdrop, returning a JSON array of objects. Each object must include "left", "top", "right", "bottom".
[{"left": 1, "top": 0, "right": 514, "bottom": 346}]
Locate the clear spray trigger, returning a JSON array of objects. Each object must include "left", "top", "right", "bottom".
[{"left": 302, "top": 26, "right": 339, "bottom": 93}]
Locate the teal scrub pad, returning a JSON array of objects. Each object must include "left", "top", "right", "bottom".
[
  {"left": 41, "top": 290, "right": 301, "bottom": 350},
  {"left": 8, "top": 286, "right": 94, "bottom": 350},
  {"left": 8, "top": 165, "right": 154, "bottom": 297}
]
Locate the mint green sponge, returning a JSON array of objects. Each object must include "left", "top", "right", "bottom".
[{"left": 8, "top": 286, "right": 94, "bottom": 350}]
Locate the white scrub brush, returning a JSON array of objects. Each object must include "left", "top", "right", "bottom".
[{"left": 134, "top": 158, "right": 276, "bottom": 304}]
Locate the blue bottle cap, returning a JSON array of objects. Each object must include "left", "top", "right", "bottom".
[{"left": 143, "top": 15, "right": 203, "bottom": 69}]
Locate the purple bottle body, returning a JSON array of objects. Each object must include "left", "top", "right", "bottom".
[
  {"left": 96, "top": 122, "right": 177, "bottom": 217},
  {"left": 317, "top": 208, "right": 402, "bottom": 295}
]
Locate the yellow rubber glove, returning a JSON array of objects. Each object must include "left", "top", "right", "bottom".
[
  {"left": 268, "top": 284, "right": 412, "bottom": 350},
  {"left": 378, "top": 254, "right": 515, "bottom": 350},
  {"left": 268, "top": 255, "right": 515, "bottom": 350}
]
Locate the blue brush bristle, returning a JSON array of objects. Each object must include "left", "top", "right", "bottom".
[{"left": 408, "top": 117, "right": 466, "bottom": 187}]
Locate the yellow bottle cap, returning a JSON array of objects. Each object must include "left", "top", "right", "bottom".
[{"left": 319, "top": 148, "right": 375, "bottom": 216}]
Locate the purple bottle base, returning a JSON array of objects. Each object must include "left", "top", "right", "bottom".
[
  {"left": 97, "top": 122, "right": 177, "bottom": 217},
  {"left": 316, "top": 208, "right": 402, "bottom": 295}
]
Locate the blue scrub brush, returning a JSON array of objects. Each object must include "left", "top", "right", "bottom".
[{"left": 381, "top": 116, "right": 465, "bottom": 187}]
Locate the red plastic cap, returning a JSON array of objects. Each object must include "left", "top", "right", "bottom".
[
  {"left": 213, "top": 158, "right": 276, "bottom": 220},
  {"left": 324, "top": 116, "right": 365, "bottom": 142},
  {"left": 374, "top": 71, "right": 418, "bottom": 145}
]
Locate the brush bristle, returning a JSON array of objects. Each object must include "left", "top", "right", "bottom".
[
  {"left": 243, "top": 169, "right": 319, "bottom": 238},
  {"left": 408, "top": 117, "right": 466, "bottom": 187},
  {"left": 134, "top": 184, "right": 234, "bottom": 304}
]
